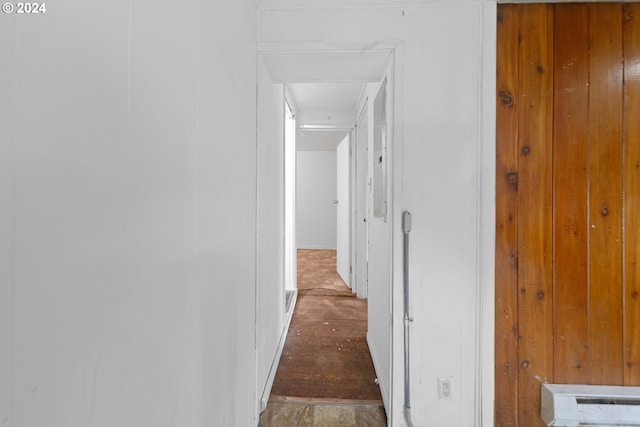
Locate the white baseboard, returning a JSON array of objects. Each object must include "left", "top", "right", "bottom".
[
  {"left": 260, "top": 290, "right": 298, "bottom": 412},
  {"left": 367, "top": 332, "right": 390, "bottom": 414}
]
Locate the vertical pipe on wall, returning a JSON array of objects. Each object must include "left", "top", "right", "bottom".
[{"left": 403, "top": 210, "right": 414, "bottom": 427}]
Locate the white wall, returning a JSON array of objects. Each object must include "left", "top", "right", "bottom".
[
  {"left": 356, "top": 80, "right": 393, "bottom": 409},
  {"left": 296, "top": 148, "right": 337, "bottom": 249},
  {"left": 336, "top": 135, "right": 351, "bottom": 287},
  {"left": 1, "top": 1, "right": 259, "bottom": 426},
  {"left": 0, "top": 15, "right": 14, "bottom": 425},
  {"left": 296, "top": 130, "right": 348, "bottom": 250},
  {"left": 258, "top": 2, "right": 496, "bottom": 426},
  {"left": 256, "top": 63, "right": 285, "bottom": 404}
]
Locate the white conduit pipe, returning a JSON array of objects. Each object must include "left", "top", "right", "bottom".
[{"left": 402, "top": 211, "right": 415, "bottom": 427}]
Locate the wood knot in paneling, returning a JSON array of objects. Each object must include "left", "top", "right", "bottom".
[
  {"left": 521, "top": 146, "right": 530, "bottom": 155},
  {"left": 520, "top": 360, "right": 530, "bottom": 369},
  {"left": 498, "top": 90, "right": 514, "bottom": 107},
  {"left": 624, "top": 5, "right": 634, "bottom": 24},
  {"left": 505, "top": 172, "right": 518, "bottom": 191}
]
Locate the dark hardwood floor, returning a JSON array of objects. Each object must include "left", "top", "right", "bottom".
[{"left": 259, "top": 249, "right": 386, "bottom": 427}]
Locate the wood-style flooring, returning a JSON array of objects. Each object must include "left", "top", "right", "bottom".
[
  {"left": 260, "top": 249, "right": 386, "bottom": 427},
  {"left": 259, "top": 401, "right": 386, "bottom": 427}
]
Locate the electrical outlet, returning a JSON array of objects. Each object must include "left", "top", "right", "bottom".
[{"left": 438, "top": 377, "right": 454, "bottom": 401}]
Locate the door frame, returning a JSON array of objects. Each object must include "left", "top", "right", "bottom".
[
  {"left": 255, "top": 40, "right": 398, "bottom": 419},
  {"left": 354, "top": 99, "right": 370, "bottom": 299},
  {"left": 336, "top": 132, "right": 352, "bottom": 288}
]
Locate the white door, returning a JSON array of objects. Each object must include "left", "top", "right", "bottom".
[
  {"left": 355, "top": 103, "right": 369, "bottom": 298},
  {"left": 336, "top": 134, "right": 351, "bottom": 287}
]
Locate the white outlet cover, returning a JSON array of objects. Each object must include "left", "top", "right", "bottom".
[{"left": 438, "top": 377, "right": 454, "bottom": 401}]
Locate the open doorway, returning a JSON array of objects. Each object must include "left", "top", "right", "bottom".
[
  {"left": 263, "top": 82, "right": 389, "bottom": 427},
  {"left": 255, "top": 47, "right": 395, "bottom": 420},
  {"left": 290, "top": 81, "right": 357, "bottom": 290}
]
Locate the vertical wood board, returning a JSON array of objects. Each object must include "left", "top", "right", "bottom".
[
  {"left": 515, "top": 5, "right": 554, "bottom": 426},
  {"left": 552, "top": 4, "right": 590, "bottom": 385},
  {"left": 587, "top": 3, "right": 624, "bottom": 386},
  {"left": 624, "top": 2, "right": 640, "bottom": 386},
  {"left": 495, "top": 5, "right": 520, "bottom": 425}
]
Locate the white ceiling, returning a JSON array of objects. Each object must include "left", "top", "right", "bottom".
[
  {"left": 261, "top": 48, "right": 390, "bottom": 146},
  {"left": 261, "top": 48, "right": 390, "bottom": 126},
  {"left": 288, "top": 82, "right": 365, "bottom": 111},
  {"left": 262, "top": 50, "right": 391, "bottom": 83}
]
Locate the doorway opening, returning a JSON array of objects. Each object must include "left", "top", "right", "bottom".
[
  {"left": 256, "top": 46, "right": 395, "bottom": 419},
  {"left": 289, "top": 81, "right": 358, "bottom": 294}
]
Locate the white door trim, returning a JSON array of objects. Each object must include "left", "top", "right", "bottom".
[{"left": 256, "top": 41, "right": 399, "bottom": 422}]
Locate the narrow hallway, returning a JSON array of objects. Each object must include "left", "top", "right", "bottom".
[{"left": 259, "top": 249, "right": 386, "bottom": 426}]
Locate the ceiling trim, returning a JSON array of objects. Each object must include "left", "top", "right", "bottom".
[{"left": 258, "top": 45, "right": 395, "bottom": 84}]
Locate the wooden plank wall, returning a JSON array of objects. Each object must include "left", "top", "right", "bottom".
[
  {"left": 495, "top": 3, "right": 640, "bottom": 426},
  {"left": 625, "top": 3, "right": 640, "bottom": 386}
]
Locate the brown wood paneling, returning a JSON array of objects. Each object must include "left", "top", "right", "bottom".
[
  {"left": 495, "top": 3, "right": 640, "bottom": 424},
  {"left": 587, "top": 4, "right": 625, "bottom": 386},
  {"left": 552, "top": 4, "right": 590, "bottom": 385},
  {"left": 495, "top": 4, "right": 519, "bottom": 425},
  {"left": 515, "top": 5, "right": 554, "bottom": 426},
  {"left": 624, "top": 3, "right": 640, "bottom": 386}
]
